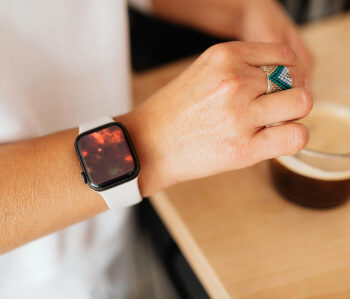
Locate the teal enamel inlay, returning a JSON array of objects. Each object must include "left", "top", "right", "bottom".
[{"left": 268, "top": 66, "right": 292, "bottom": 90}]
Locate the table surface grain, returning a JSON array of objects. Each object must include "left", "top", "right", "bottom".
[{"left": 132, "top": 14, "right": 350, "bottom": 299}]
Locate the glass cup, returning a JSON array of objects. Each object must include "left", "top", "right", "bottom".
[{"left": 269, "top": 100, "right": 350, "bottom": 208}]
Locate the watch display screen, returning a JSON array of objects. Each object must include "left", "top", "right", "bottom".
[{"left": 76, "top": 123, "right": 138, "bottom": 189}]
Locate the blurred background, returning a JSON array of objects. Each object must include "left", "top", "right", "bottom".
[
  {"left": 129, "top": 1, "right": 350, "bottom": 298},
  {"left": 129, "top": 0, "right": 350, "bottom": 71}
]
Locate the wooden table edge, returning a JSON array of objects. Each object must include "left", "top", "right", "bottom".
[{"left": 150, "top": 191, "right": 233, "bottom": 299}]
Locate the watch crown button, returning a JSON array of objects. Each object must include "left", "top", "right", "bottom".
[{"left": 81, "top": 172, "right": 87, "bottom": 184}]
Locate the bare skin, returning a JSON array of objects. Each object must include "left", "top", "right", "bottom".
[{"left": 0, "top": 42, "right": 312, "bottom": 253}]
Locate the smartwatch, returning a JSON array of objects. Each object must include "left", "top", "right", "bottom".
[{"left": 75, "top": 116, "right": 142, "bottom": 209}]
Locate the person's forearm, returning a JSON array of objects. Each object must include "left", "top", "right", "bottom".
[
  {"left": 0, "top": 127, "right": 104, "bottom": 253},
  {"left": 0, "top": 41, "right": 311, "bottom": 254},
  {"left": 151, "top": 0, "right": 245, "bottom": 38},
  {"left": 0, "top": 112, "right": 157, "bottom": 254},
  {"left": 152, "top": 0, "right": 313, "bottom": 79}
]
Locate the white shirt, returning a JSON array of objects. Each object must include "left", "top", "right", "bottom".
[{"left": 0, "top": 0, "right": 149, "bottom": 298}]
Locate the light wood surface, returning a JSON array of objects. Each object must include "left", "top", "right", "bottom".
[{"left": 132, "top": 14, "right": 350, "bottom": 299}]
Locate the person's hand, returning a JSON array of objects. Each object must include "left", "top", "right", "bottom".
[
  {"left": 121, "top": 42, "right": 312, "bottom": 196},
  {"left": 238, "top": 0, "right": 313, "bottom": 82},
  {"left": 153, "top": 0, "right": 313, "bottom": 82}
]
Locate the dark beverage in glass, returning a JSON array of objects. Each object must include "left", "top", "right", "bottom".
[
  {"left": 270, "top": 158, "right": 350, "bottom": 208},
  {"left": 270, "top": 101, "right": 350, "bottom": 209}
]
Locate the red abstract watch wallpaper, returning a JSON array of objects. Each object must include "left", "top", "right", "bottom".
[{"left": 78, "top": 125, "right": 135, "bottom": 186}]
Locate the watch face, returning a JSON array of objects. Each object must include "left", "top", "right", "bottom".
[{"left": 75, "top": 122, "right": 140, "bottom": 191}]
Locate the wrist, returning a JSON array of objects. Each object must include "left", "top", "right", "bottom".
[
  {"left": 114, "top": 109, "right": 171, "bottom": 197},
  {"left": 236, "top": 0, "right": 282, "bottom": 40}
]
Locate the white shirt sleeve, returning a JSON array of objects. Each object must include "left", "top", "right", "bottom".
[{"left": 128, "top": 0, "right": 153, "bottom": 14}]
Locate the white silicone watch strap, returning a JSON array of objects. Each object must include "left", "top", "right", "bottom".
[{"left": 79, "top": 116, "right": 142, "bottom": 210}]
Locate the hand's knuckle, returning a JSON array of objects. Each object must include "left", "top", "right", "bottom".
[
  {"left": 289, "top": 124, "right": 308, "bottom": 153},
  {"left": 233, "top": 73, "right": 246, "bottom": 89},
  {"left": 296, "top": 87, "right": 313, "bottom": 116},
  {"left": 280, "top": 44, "right": 296, "bottom": 63},
  {"left": 205, "top": 43, "right": 231, "bottom": 62},
  {"left": 221, "top": 73, "right": 246, "bottom": 92}
]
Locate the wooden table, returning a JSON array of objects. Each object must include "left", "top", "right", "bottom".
[{"left": 132, "top": 14, "right": 350, "bottom": 299}]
